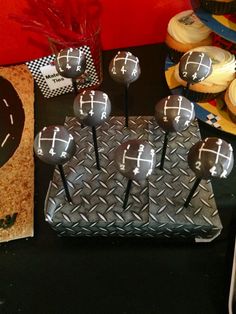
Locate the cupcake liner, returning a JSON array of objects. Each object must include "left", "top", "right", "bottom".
[
  {"left": 200, "top": 0, "right": 236, "bottom": 15},
  {"left": 167, "top": 47, "right": 184, "bottom": 64},
  {"left": 227, "top": 108, "right": 236, "bottom": 123},
  {"left": 184, "top": 88, "right": 222, "bottom": 102}
]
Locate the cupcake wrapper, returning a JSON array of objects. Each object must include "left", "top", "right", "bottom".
[
  {"left": 167, "top": 47, "right": 184, "bottom": 64},
  {"left": 184, "top": 88, "right": 222, "bottom": 102},
  {"left": 200, "top": 0, "right": 236, "bottom": 15},
  {"left": 227, "top": 109, "right": 236, "bottom": 123}
]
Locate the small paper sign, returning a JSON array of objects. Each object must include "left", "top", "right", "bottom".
[{"left": 26, "top": 46, "right": 100, "bottom": 98}]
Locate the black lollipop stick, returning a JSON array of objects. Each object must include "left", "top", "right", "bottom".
[
  {"left": 123, "top": 179, "right": 132, "bottom": 209},
  {"left": 160, "top": 131, "right": 169, "bottom": 170},
  {"left": 34, "top": 126, "right": 76, "bottom": 203},
  {"left": 72, "top": 78, "right": 79, "bottom": 96},
  {"left": 185, "top": 137, "right": 234, "bottom": 208},
  {"left": 109, "top": 51, "right": 141, "bottom": 128},
  {"left": 55, "top": 47, "right": 86, "bottom": 97},
  {"left": 184, "top": 82, "right": 191, "bottom": 98},
  {"left": 92, "top": 126, "right": 100, "bottom": 170},
  {"left": 155, "top": 95, "right": 195, "bottom": 170},
  {"left": 58, "top": 164, "right": 73, "bottom": 203},
  {"left": 124, "top": 84, "right": 129, "bottom": 127},
  {"left": 184, "top": 177, "right": 202, "bottom": 208},
  {"left": 73, "top": 90, "right": 111, "bottom": 170},
  {"left": 114, "top": 139, "right": 156, "bottom": 209}
]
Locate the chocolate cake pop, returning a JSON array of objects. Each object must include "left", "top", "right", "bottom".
[
  {"left": 185, "top": 137, "right": 234, "bottom": 207},
  {"left": 155, "top": 95, "right": 195, "bottom": 133},
  {"left": 73, "top": 90, "right": 111, "bottom": 127},
  {"left": 109, "top": 51, "right": 141, "bottom": 127},
  {"left": 179, "top": 51, "right": 212, "bottom": 84},
  {"left": 188, "top": 137, "right": 234, "bottom": 180},
  {"left": 155, "top": 95, "right": 195, "bottom": 170},
  {"left": 109, "top": 51, "right": 141, "bottom": 85},
  {"left": 34, "top": 126, "right": 76, "bottom": 203},
  {"left": 114, "top": 139, "right": 156, "bottom": 209},
  {"left": 73, "top": 90, "right": 111, "bottom": 170},
  {"left": 34, "top": 126, "right": 76, "bottom": 165},
  {"left": 55, "top": 48, "right": 86, "bottom": 79}
]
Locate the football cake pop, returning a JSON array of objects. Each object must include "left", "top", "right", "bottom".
[
  {"left": 109, "top": 51, "right": 141, "bottom": 127},
  {"left": 155, "top": 95, "right": 195, "bottom": 170},
  {"left": 73, "top": 90, "right": 111, "bottom": 170},
  {"left": 114, "top": 139, "right": 156, "bottom": 208},
  {"left": 34, "top": 125, "right": 76, "bottom": 202},
  {"left": 185, "top": 137, "right": 234, "bottom": 207}
]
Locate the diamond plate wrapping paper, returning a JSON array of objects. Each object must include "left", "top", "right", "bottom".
[{"left": 44, "top": 116, "right": 222, "bottom": 241}]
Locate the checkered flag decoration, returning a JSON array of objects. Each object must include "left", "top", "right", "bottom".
[
  {"left": 26, "top": 46, "right": 100, "bottom": 98},
  {"left": 206, "top": 113, "right": 221, "bottom": 128}
]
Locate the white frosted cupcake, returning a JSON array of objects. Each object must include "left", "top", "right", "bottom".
[
  {"left": 174, "top": 46, "right": 236, "bottom": 102},
  {"left": 166, "top": 10, "right": 213, "bottom": 63},
  {"left": 225, "top": 79, "right": 236, "bottom": 122}
]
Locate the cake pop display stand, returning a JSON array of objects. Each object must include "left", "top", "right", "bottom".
[{"left": 44, "top": 116, "right": 222, "bottom": 242}]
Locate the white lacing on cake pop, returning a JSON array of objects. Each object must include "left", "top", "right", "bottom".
[
  {"left": 37, "top": 126, "right": 73, "bottom": 158},
  {"left": 111, "top": 51, "right": 139, "bottom": 77},
  {"left": 79, "top": 90, "right": 108, "bottom": 120},
  {"left": 163, "top": 96, "right": 194, "bottom": 125},
  {"left": 57, "top": 48, "right": 83, "bottom": 72},
  {"left": 182, "top": 52, "right": 212, "bottom": 82},
  {"left": 197, "top": 138, "right": 233, "bottom": 178},
  {"left": 120, "top": 143, "right": 155, "bottom": 177}
]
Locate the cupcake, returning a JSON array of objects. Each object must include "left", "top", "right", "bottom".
[
  {"left": 213, "top": 31, "right": 236, "bottom": 57},
  {"left": 174, "top": 46, "right": 236, "bottom": 102},
  {"left": 225, "top": 78, "right": 236, "bottom": 122},
  {"left": 200, "top": 0, "right": 236, "bottom": 15},
  {"left": 165, "top": 10, "right": 212, "bottom": 63}
]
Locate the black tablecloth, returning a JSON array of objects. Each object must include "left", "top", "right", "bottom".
[{"left": 1, "top": 44, "right": 236, "bottom": 314}]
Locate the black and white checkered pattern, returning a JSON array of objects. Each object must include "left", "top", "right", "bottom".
[
  {"left": 206, "top": 113, "right": 221, "bottom": 128},
  {"left": 26, "top": 46, "right": 100, "bottom": 98}
]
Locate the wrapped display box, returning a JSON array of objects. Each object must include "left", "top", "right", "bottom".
[{"left": 44, "top": 116, "right": 222, "bottom": 242}]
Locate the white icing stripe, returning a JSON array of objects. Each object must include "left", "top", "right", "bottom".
[
  {"left": 3, "top": 99, "right": 9, "bottom": 107},
  {"left": 65, "top": 134, "right": 73, "bottom": 151},
  {"left": 125, "top": 156, "right": 153, "bottom": 163},
  {"left": 39, "top": 137, "right": 69, "bottom": 144},
  {"left": 38, "top": 132, "right": 42, "bottom": 149},
  {"left": 57, "top": 55, "right": 81, "bottom": 61},
  {"left": 162, "top": 105, "right": 193, "bottom": 115},
  {"left": 185, "top": 60, "right": 211, "bottom": 70},
  {"left": 114, "top": 57, "right": 137, "bottom": 64},
  {"left": 200, "top": 148, "right": 231, "bottom": 161},
  {"left": 215, "top": 140, "right": 222, "bottom": 164},
  {"left": 10, "top": 114, "right": 13, "bottom": 125},
  {"left": 1, "top": 133, "right": 10, "bottom": 147}
]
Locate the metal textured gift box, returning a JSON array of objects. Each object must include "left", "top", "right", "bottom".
[{"left": 44, "top": 116, "right": 222, "bottom": 242}]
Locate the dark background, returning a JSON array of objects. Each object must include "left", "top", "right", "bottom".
[{"left": 1, "top": 44, "right": 236, "bottom": 314}]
